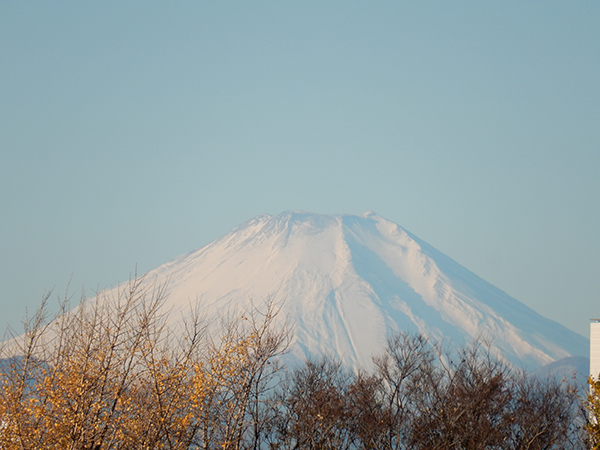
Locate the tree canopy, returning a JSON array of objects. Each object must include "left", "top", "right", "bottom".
[{"left": 0, "top": 277, "right": 593, "bottom": 449}]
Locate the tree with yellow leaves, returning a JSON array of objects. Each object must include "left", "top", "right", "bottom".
[
  {"left": 587, "top": 375, "right": 600, "bottom": 450},
  {"left": 0, "top": 276, "right": 289, "bottom": 450}
]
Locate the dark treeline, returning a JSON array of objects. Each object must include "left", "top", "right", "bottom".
[
  {"left": 0, "top": 278, "right": 594, "bottom": 449},
  {"left": 265, "top": 336, "right": 586, "bottom": 450}
]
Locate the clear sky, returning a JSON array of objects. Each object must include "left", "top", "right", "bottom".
[{"left": 1, "top": 2, "right": 599, "bottom": 339}]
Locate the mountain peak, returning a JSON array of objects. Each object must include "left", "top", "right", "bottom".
[
  {"left": 138, "top": 212, "right": 586, "bottom": 370},
  {"left": 360, "top": 210, "right": 378, "bottom": 218}
]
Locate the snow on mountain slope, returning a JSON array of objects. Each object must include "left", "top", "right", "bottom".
[{"left": 134, "top": 211, "right": 587, "bottom": 371}]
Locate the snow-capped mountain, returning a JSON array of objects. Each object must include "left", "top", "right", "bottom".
[{"left": 136, "top": 211, "right": 586, "bottom": 372}]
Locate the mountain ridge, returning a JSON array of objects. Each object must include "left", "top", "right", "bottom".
[{"left": 134, "top": 211, "right": 587, "bottom": 372}]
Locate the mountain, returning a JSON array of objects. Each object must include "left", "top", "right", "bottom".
[
  {"left": 533, "top": 356, "right": 589, "bottom": 386},
  {"left": 135, "top": 211, "right": 587, "bottom": 372}
]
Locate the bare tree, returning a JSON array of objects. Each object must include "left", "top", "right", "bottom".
[
  {"left": 408, "top": 341, "right": 513, "bottom": 450},
  {"left": 193, "top": 298, "right": 290, "bottom": 450},
  {"left": 507, "top": 372, "right": 585, "bottom": 450},
  {"left": 271, "top": 356, "right": 357, "bottom": 450},
  {"left": 372, "top": 332, "right": 437, "bottom": 450}
]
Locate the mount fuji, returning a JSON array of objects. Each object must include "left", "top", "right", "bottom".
[{"left": 132, "top": 211, "right": 586, "bottom": 372}]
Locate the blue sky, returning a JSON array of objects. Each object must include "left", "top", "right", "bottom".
[{"left": 1, "top": 1, "right": 599, "bottom": 338}]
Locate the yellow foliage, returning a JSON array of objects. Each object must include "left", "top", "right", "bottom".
[
  {"left": 0, "top": 277, "right": 288, "bottom": 450},
  {"left": 587, "top": 375, "right": 600, "bottom": 449}
]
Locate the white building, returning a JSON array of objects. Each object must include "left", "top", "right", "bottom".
[{"left": 591, "top": 319, "right": 600, "bottom": 381}]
